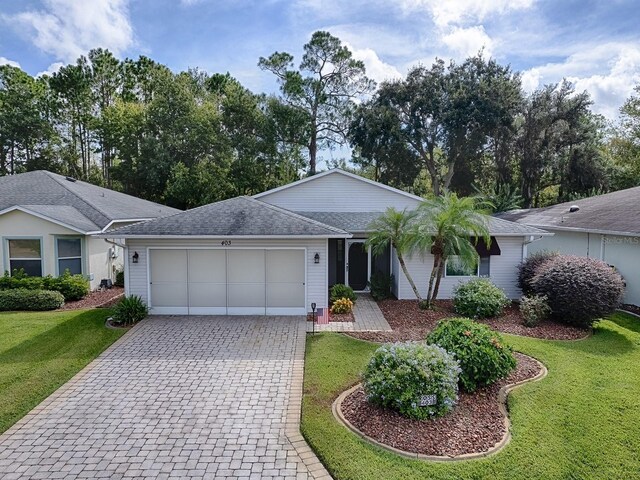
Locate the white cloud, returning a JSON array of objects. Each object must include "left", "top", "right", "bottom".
[
  {"left": 399, "top": 0, "right": 535, "bottom": 27},
  {"left": 520, "top": 43, "right": 640, "bottom": 119},
  {"left": 0, "top": 57, "right": 21, "bottom": 68},
  {"left": 36, "top": 62, "right": 65, "bottom": 77},
  {"left": 4, "top": 0, "right": 133, "bottom": 62},
  {"left": 347, "top": 45, "right": 402, "bottom": 84},
  {"left": 441, "top": 26, "right": 493, "bottom": 58}
]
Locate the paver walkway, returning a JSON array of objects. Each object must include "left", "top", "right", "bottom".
[
  {"left": 307, "top": 293, "right": 392, "bottom": 332},
  {"left": 0, "top": 316, "right": 331, "bottom": 480}
]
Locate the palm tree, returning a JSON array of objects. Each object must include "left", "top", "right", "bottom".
[
  {"left": 366, "top": 208, "right": 422, "bottom": 301},
  {"left": 416, "top": 192, "right": 490, "bottom": 307}
]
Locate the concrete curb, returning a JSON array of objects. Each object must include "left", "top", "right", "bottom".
[{"left": 332, "top": 353, "right": 548, "bottom": 462}]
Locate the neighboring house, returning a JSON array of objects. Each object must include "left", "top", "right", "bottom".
[
  {"left": 105, "top": 169, "right": 549, "bottom": 315},
  {"left": 0, "top": 171, "right": 180, "bottom": 289},
  {"left": 498, "top": 187, "right": 640, "bottom": 306}
]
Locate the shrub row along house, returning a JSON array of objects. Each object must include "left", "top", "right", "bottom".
[{"left": 101, "top": 169, "right": 548, "bottom": 315}]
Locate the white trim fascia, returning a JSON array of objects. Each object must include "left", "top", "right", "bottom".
[
  {"left": 0, "top": 205, "right": 97, "bottom": 235},
  {"left": 98, "top": 234, "right": 352, "bottom": 239},
  {"left": 518, "top": 224, "right": 640, "bottom": 238},
  {"left": 253, "top": 168, "right": 425, "bottom": 203},
  {"left": 100, "top": 218, "right": 153, "bottom": 233}
]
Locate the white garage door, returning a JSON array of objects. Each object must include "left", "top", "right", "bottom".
[{"left": 149, "top": 249, "right": 306, "bottom": 315}]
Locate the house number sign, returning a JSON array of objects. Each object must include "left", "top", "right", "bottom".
[
  {"left": 419, "top": 394, "right": 437, "bottom": 407},
  {"left": 221, "top": 240, "right": 232, "bottom": 246}
]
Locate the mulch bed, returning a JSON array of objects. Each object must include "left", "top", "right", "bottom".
[
  {"left": 307, "top": 312, "right": 355, "bottom": 323},
  {"left": 621, "top": 304, "right": 640, "bottom": 316},
  {"left": 346, "top": 299, "right": 588, "bottom": 342},
  {"left": 340, "top": 353, "right": 542, "bottom": 457},
  {"left": 59, "top": 287, "right": 124, "bottom": 310}
]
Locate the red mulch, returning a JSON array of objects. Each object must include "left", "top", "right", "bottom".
[
  {"left": 59, "top": 287, "right": 124, "bottom": 310},
  {"left": 621, "top": 304, "right": 640, "bottom": 316},
  {"left": 346, "top": 299, "right": 588, "bottom": 342},
  {"left": 307, "top": 312, "right": 355, "bottom": 323},
  {"left": 341, "top": 353, "right": 542, "bottom": 457}
]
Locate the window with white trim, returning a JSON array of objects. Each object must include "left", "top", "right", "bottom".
[
  {"left": 445, "top": 255, "right": 479, "bottom": 277},
  {"left": 57, "top": 237, "right": 83, "bottom": 275},
  {"left": 7, "top": 239, "right": 43, "bottom": 276}
]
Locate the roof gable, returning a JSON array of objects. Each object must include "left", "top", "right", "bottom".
[
  {"left": 105, "top": 196, "right": 350, "bottom": 238},
  {"left": 254, "top": 169, "right": 424, "bottom": 212},
  {"left": 0, "top": 171, "right": 180, "bottom": 231}
]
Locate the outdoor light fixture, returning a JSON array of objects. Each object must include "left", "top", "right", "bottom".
[
  {"left": 314, "top": 252, "right": 320, "bottom": 264},
  {"left": 311, "top": 302, "right": 317, "bottom": 335},
  {"left": 132, "top": 251, "right": 139, "bottom": 264}
]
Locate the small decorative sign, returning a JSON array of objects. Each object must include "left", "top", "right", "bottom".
[{"left": 419, "top": 394, "right": 437, "bottom": 407}]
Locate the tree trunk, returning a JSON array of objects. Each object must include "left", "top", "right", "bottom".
[
  {"left": 309, "top": 127, "right": 317, "bottom": 175},
  {"left": 426, "top": 254, "right": 441, "bottom": 306},
  {"left": 431, "top": 255, "right": 446, "bottom": 303},
  {"left": 397, "top": 252, "right": 422, "bottom": 301}
]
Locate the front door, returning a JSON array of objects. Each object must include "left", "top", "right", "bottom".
[{"left": 346, "top": 241, "right": 369, "bottom": 291}]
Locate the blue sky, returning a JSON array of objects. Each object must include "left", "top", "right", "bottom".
[{"left": 1, "top": 0, "right": 639, "bottom": 122}]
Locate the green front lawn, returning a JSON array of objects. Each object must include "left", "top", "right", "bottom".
[
  {"left": 302, "top": 312, "right": 640, "bottom": 480},
  {"left": 0, "top": 309, "right": 125, "bottom": 434}
]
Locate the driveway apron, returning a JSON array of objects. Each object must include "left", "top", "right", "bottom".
[{"left": 0, "top": 316, "right": 330, "bottom": 479}]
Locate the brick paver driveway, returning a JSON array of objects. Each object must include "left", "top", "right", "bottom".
[{"left": 0, "top": 316, "right": 330, "bottom": 479}]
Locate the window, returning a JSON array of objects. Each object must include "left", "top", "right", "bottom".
[
  {"left": 57, "top": 237, "right": 83, "bottom": 275},
  {"left": 445, "top": 255, "right": 479, "bottom": 277},
  {"left": 479, "top": 256, "right": 491, "bottom": 277},
  {"left": 7, "top": 239, "right": 42, "bottom": 276}
]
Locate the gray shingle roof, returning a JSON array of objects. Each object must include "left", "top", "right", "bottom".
[
  {"left": 497, "top": 186, "right": 640, "bottom": 235},
  {"left": 297, "top": 211, "right": 549, "bottom": 236},
  {"left": 0, "top": 171, "right": 180, "bottom": 231},
  {"left": 20, "top": 205, "right": 100, "bottom": 233},
  {"left": 106, "top": 197, "right": 351, "bottom": 237}
]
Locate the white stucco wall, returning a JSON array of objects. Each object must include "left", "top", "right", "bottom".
[
  {"left": 394, "top": 236, "right": 526, "bottom": 300},
  {"left": 257, "top": 172, "right": 422, "bottom": 212},
  {"left": 528, "top": 229, "right": 640, "bottom": 306},
  {"left": 125, "top": 237, "right": 329, "bottom": 313}
]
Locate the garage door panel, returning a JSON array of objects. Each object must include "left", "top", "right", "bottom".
[
  {"left": 188, "top": 283, "right": 226, "bottom": 308},
  {"left": 267, "top": 283, "right": 304, "bottom": 308},
  {"left": 188, "top": 250, "right": 226, "bottom": 283},
  {"left": 150, "top": 250, "right": 187, "bottom": 283},
  {"left": 266, "top": 250, "right": 305, "bottom": 283},
  {"left": 227, "top": 250, "right": 265, "bottom": 283},
  {"left": 150, "top": 282, "right": 188, "bottom": 307},
  {"left": 228, "top": 283, "right": 266, "bottom": 307}
]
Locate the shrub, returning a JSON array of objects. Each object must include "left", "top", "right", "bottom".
[
  {"left": 114, "top": 270, "right": 125, "bottom": 288},
  {"left": 0, "top": 271, "right": 44, "bottom": 290},
  {"left": 530, "top": 255, "right": 625, "bottom": 328},
  {"left": 330, "top": 297, "right": 353, "bottom": 314},
  {"left": 519, "top": 294, "right": 551, "bottom": 327},
  {"left": 362, "top": 342, "right": 460, "bottom": 420},
  {"left": 0, "top": 289, "right": 64, "bottom": 311},
  {"left": 426, "top": 318, "right": 516, "bottom": 392},
  {"left": 518, "top": 251, "right": 559, "bottom": 295},
  {"left": 43, "top": 270, "right": 90, "bottom": 301},
  {"left": 453, "top": 278, "right": 510, "bottom": 318},
  {"left": 330, "top": 284, "right": 356, "bottom": 304},
  {"left": 369, "top": 272, "right": 393, "bottom": 300},
  {"left": 112, "top": 295, "right": 148, "bottom": 325}
]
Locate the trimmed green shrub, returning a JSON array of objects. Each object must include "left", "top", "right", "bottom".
[
  {"left": 426, "top": 318, "right": 516, "bottom": 392},
  {"left": 114, "top": 270, "right": 125, "bottom": 287},
  {"left": 369, "top": 272, "right": 393, "bottom": 300},
  {"left": 0, "top": 289, "right": 64, "bottom": 311},
  {"left": 0, "top": 270, "right": 89, "bottom": 301},
  {"left": 42, "top": 270, "right": 90, "bottom": 301},
  {"left": 330, "top": 297, "right": 353, "bottom": 314},
  {"left": 519, "top": 294, "right": 551, "bottom": 327},
  {"left": 112, "top": 295, "right": 148, "bottom": 325},
  {"left": 362, "top": 342, "right": 460, "bottom": 420},
  {"left": 517, "top": 251, "right": 559, "bottom": 295},
  {"left": 453, "top": 278, "right": 510, "bottom": 318},
  {"left": 330, "top": 284, "right": 356, "bottom": 304},
  {"left": 531, "top": 255, "right": 625, "bottom": 328}
]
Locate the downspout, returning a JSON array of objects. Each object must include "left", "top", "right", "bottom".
[{"left": 522, "top": 235, "right": 545, "bottom": 261}]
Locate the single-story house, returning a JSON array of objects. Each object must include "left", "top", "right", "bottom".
[
  {"left": 105, "top": 169, "right": 549, "bottom": 315},
  {"left": 0, "top": 171, "right": 180, "bottom": 289},
  {"left": 498, "top": 187, "right": 640, "bottom": 306}
]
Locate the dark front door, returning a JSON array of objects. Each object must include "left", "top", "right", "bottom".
[{"left": 347, "top": 241, "right": 368, "bottom": 291}]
